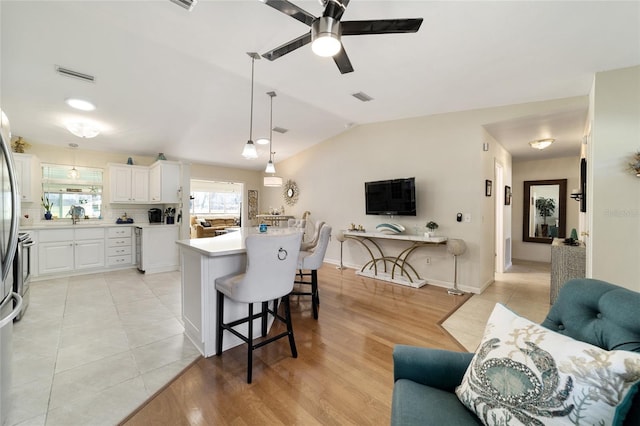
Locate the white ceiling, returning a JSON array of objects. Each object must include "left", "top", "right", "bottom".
[{"left": 1, "top": 1, "right": 639, "bottom": 168}]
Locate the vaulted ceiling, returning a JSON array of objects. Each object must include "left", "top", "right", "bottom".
[{"left": 1, "top": 1, "right": 639, "bottom": 168}]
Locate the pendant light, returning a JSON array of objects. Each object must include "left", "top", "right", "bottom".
[
  {"left": 264, "top": 91, "right": 283, "bottom": 187},
  {"left": 241, "top": 52, "right": 260, "bottom": 159},
  {"left": 68, "top": 143, "right": 80, "bottom": 179}
]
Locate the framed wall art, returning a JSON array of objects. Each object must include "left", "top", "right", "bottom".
[{"left": 505, "top": 185, "right": 512, "bottom": 205}]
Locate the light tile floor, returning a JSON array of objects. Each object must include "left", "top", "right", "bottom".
[
  {"left": 8, "top": 268, "right": 199, "bottom": 426},
  {"left": 442, "top": 259, "right": 552, "bottom": 351}
]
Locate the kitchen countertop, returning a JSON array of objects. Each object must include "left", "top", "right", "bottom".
[
  {"left": 176, "top": 227, "right": 302, "bottom": 257},
  {"left": 20, "top": 221, "right": 180, "bottom": 230}
]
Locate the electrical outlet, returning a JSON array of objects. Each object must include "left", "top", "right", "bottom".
[{"left": 425, "top": 257, "right": 431, "bottom": 264}]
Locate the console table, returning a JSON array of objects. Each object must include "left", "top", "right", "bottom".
[{"left": 343, "top": 231, "right": 448, "bottom": 288}]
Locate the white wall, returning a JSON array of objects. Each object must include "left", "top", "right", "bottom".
[
  {"left": 512, "top": 156, "right": 581, "bottom": 262},
  {"left": 261, "top": 97, "right": 585, "bottom": 293},
  {"left": 588, "top": 65, "right": 640, "bottom": 291}
]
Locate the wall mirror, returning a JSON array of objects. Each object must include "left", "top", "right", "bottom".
[{"left": 523, "top": 179, "right": 567, "bottom": 244}]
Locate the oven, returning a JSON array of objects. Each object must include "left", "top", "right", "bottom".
[{"left": 13, "top": 232, "right": 32, "bottom": 321}]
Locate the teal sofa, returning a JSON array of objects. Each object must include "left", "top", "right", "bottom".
[{"left": 391, "top": 279, "right": 640, "bottom": 425}]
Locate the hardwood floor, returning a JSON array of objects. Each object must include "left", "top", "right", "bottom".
[{"left": 120, "top": 265, "right": 470, "bottom": 425}]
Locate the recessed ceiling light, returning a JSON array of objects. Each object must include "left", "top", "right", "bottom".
[
  {"left": 65, "top": 98, "right": 96, "bottom": 111},
  {"left": 529, "top": 138, "right": 555, "bottom": 150},
  {"left": 255, "top": 137, "right": 270, "bottom": 145}
]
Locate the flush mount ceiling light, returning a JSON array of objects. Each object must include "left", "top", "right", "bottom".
[
  {"left": 264, "top": 91, "right": 283, "bottom": 187},
  {"left": 255, "top": 137, "right": 270, "bottom": 145},
  {"left": 66, "top": 121, "right": 100, "bottom": 138},
  {"left": 529, "top": 138, "right": 555, "bottom": 150},
  {"left": 65, "top": 98, "right": 96, "bottom": 111},
  {"left": 241, "top": 53, "right": 260, "bottom": 160}
]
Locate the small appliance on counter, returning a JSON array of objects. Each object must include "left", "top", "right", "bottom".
[{"left": 148, "top": 208, "right": 162, "bottom": 223}]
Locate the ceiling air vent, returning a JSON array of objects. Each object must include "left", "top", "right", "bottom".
[
  {"left": 170, "top": 0, "right": 197, "bottom": 11},
  {"left": 55, "top": 66, "right": 95, "bottom": 83},
  {"left": 273, "top": 127, "right": 289, "bottom": 134},
  {"left": 352, "top": 91, "right": 374, "bottom": 102}
]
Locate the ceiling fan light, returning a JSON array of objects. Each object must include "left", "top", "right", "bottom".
[
  {"left": 242, "top": 140, "right": 258, "bottom": 159},
  {"left": 265, "top": 160, "right": 276, "bottom": 174},
  {"left": 529, "top": 138, "right": 555, "bottom": 150},
  {"left": 66, "top": 121, "right": 100, "bottom": 138},
  {"left": 312, "top": 17, "right": 341, "bottom": 57}
]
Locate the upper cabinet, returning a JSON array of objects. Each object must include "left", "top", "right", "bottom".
[
  {"left": 109, "top": 161, "right": 180, "bottom": 204},
  {"left": 13, "top": 153, "right": 35, "bottom": 202},
  {"left": 149, "top": 160, "right": 180, "bottom": 203},
  {"left": 109, "top": 164, "right": 149, "bottom": 203}
]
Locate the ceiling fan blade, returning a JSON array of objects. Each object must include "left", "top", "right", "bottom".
[
  {"left": 341, "top": 18, "right": 423, "bottom": 36},
  {"left": 262, "top": 32, "right": 312, "bottom": 61},
  {"left": 333, "top": 47, "right": 354, "bottom": 74},
  {"left": 260, "top": 0, "right": 317, "bottom": 26},
  {"left": 323, "top": 0, "right": 350, "bottom": 21}
]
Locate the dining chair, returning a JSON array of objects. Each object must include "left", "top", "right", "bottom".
[
  {"left": 293, "top": 224, "right": 332, "bottom": 319},
  {"left": 287, "top": 218, "right": 306, "bottom": 229},
  {"left": 215, "top": 231, "right": 303, "bottom": 383}
]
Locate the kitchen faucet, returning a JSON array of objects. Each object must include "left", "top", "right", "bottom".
[{"left": 69, "top": 205, "right": 79, "bottom": 224}]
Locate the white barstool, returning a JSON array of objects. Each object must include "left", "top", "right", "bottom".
[
  {"left": 446, "top": 239, "right": 467, "bottom": 296},
  {"left": 293, "top": 224, "right": 331, "bottom": 319},
  {"left": 301, "top": 220, "right": 325, "bottom": 251},
  {"left": 215, "top": 231, "right": 303, "bottom": 383}
]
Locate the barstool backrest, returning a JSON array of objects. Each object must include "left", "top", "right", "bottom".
[
  {"left": 235, "top": 232, "right": 303, "bottom": 303},
  {"left": 301, "top": 220, "right": 325, "bottom": 250},
  {"left": 299, "top": 225, "right": 332, "bottom": 270}
]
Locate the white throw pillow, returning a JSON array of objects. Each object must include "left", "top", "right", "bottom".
[{"left": 455, "top": 303, "right": 640, "bottom": 426}]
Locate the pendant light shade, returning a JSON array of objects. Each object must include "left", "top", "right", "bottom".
[
  {"left": 263, "top": 91, "right": 282, "bottom": 187},
  {"left": 242, "top": 53, "right": 260, "bottom": 159}
]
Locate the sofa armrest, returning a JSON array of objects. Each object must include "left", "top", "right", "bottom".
[{"left": 393, "top": 345, "right": 474, "bottom": 392}]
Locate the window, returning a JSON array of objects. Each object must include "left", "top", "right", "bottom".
[
  {"left": 190, "top": 180, "right": 242, "bottom": 216},
  {"left": 42, "top": 164, "right": 103, "bottom": 219}
]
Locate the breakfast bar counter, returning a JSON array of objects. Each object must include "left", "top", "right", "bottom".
[{"left": 176, "top": 228, "right": 300, "bottom": 357}]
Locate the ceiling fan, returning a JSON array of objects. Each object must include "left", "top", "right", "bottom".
[{"left": 260, "top": 0, "right": 423, "bottom": 74}]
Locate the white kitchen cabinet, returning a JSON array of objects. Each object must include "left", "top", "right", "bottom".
[
  {"left": 38, "top": 228, "right": 105, "bottom": 275},
  {"left": 109, "top": 164, "right": 149, "bottom": 203},
  {"left": 106, "top": 226, "right": 133, "bottom": 267},
  {"left": 149, "top": 160, "right": 180, "bottom": 203},
  {"left": 12, "top": 153, "right": 34, "bottom": 202},
  {"left": 138, "top": 225, "right": 179, "bottom": 274}
]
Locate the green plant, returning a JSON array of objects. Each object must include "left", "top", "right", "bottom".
[
  {"left": 535, "top": 197, "right": 556, "bottom": 224},
  {"left": 426, "top": 221, "right": 439, "bottom": 231},
  {"left": 41, "top": 195, "right": 53, "bottom": 211}
]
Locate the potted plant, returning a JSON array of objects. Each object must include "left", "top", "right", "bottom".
[
  {"left": 425, "top": 221, "right": 439, "bottom": 237},
  {"left": 535, "top": 197, "right": 556, "bottom": 237},
  {"left": 41, "top": 195, "right": 53, "bottom": 220}
]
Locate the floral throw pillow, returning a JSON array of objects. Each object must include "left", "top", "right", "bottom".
[{"left": 455, "top": 303, "right": 640, "bottom": 426}]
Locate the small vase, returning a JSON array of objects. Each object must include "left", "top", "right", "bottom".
[{"left": 44, "top": 211, "right": 52, "bottom": 220}]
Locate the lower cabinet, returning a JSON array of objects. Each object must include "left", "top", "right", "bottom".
[
  {"left": 139, "top": 225, "right": 179, "bottom": 274},
  {"left": 38, "top": 228, "right": 106, "bottom": 275},
  {"left": 106, "top": 227, "right": 134, "bottom": 267}
]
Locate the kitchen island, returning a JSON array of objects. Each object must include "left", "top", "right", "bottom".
[{"left": 176, "top": 227, "right": 302, "bottom": 357}]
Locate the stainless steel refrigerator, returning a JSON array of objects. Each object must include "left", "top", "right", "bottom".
[{"left": 0, "top": 110, "right": 23, "bottom": 425}]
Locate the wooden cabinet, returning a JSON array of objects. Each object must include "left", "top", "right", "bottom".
[
  {"left": 38, "top": 228, "right": 105, "bottom": 275},
  {"left": 149, "top": 161, "right": 180, "bottom": 203},
  {"left": 12, "top": 153, "right": 34, "bottom": 202},
  {"left": 109, "top": 164, "right": 149, "bottom": 203},
  {"left": 106, "top": 226, "right": 133, "bottom": 267}
]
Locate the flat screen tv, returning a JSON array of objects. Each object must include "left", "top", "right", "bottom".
[{"left": 365, "top": 177, "right": 416, "bottom": 216}]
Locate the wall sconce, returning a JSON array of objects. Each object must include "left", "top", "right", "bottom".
[{"left": 570, "top": 189, "right": 583, "bottom": 202}]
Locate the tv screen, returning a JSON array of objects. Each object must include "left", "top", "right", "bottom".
[{"left": 365, "top": 178, "right": 416, "bottom": 216}]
